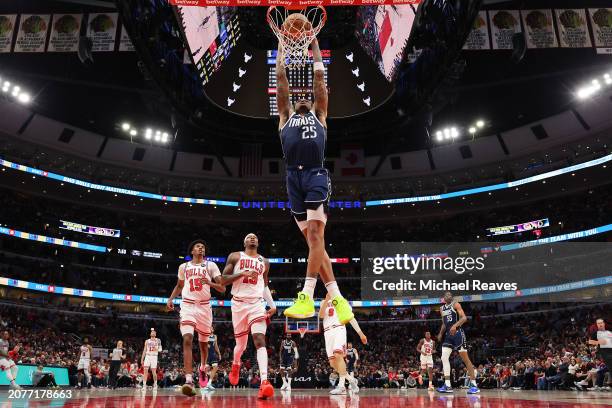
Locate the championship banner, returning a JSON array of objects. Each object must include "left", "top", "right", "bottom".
[
  {"left": 486, "top": 218, "right": 550, "bottom": 237},
  {"left": 555, "top": 9, "right": 592, "bottom": 48},
  {"left": 463, "top": 10, "right": 490, "bottom": 50},
  {"left": 521, "top": 9, "right": 558, "bottom": 48},
  {"left": 87, "top": 12, "right": 118, "bottom": 52},
  {"left": 60, "top": 220, "right": 121, "bottom": 238},
  {"left": 488, "top": 10, "right": 521, "bottom": 50},
  {"left": 47, "top": 14, "right": 82, "bottom": 52},
  {"left": 0, "top": 15, "right": 17, "bottom": 53},
  {"left": 170, "top": 0, "right": 422, "bottom": 6},
  {"left": 118, "top": 24, "right": 135, "bottom": 52},
  {"left": 14, "top": 14, "right": 50, "bottom": 53},
  {"left": 589, "top": 8, "right": 612, "bottom": 54}
]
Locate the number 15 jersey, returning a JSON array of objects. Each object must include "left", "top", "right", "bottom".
[
  {"left": 280, "top": 111, "right": 326, "bottom": 168},
  {"left": 179, "top": 261, "right": 221, "bottom": 302}
]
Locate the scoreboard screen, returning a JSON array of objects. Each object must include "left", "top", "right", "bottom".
[
  {"left": 176, "top": 6, "right": 241, "bottom": 85},
  {"left": 267, "top": 49, "right": 331, "bottom": 117}
]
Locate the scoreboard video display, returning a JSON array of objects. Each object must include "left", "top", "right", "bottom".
[
  {"left": 176, "top": 6, "right": 241, "bottom": 85},
  {"left": 267, "top": 49, "right": 331, "bottom": 117}
]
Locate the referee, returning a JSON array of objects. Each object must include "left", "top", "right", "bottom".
[
  {"left": 109, "top": 340, "right": 125, "bottom": 389},
  {"left": 588, "top": 318, "right": 611, "bottom": 379}
]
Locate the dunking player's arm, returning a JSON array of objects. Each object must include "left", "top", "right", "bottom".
[
  {"left": 311, "top": 38, "right": 328, "bottom": 128},
  {"left": 276, "top": 45, "right": 291, "bottom": 130}
]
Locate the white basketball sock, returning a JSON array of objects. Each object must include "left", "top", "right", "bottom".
[
  {"left": 186, "top": 373, "right": 193, "bottom": 383},
  {"left": 325, "top": 281, "right": 341, "bottom": 298},
  {"left": 339, "top": 374, "right": 347, "bottom": 388},
  {"left": 302, "top": 277, "right": 317, "bottom": 298},
  {"left": 256, "top": 347, "right": 268, "bottom": 381}
]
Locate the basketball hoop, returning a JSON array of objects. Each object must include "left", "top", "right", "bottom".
[
  {"left": 298, "top": 327, "right": 307, "bottom": 339},
  {"left": 267, "top": 6, "right": 327, "bottom": 69}
]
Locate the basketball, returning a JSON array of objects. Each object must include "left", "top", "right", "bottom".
[{"left": 282, "top": 13, "right": 313, "bottom": 39}]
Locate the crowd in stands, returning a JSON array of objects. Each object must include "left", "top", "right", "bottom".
[
  {"left": 0, "top": 185, "right": 610, "bottom": 301},
  {"left": 1, "top": 301, "right": 609, "bottom": 391}
]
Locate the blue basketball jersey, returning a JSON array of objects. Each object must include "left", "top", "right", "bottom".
[
  {"left": 441, "top": 302, "right": 459, "bottom": 332},
  {"left": 280, "top": 111, "right": 326, "bottom": 168},
  {"left": 281, "top": 340, "right": 294, "bottom": 359},
  {"left": 208, "top": 335, "right": 217, "bottom": 352}
]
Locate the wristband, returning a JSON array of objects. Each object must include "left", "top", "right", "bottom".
[{"left": 313, "top": 61, "right": 325, "bottom": 72}]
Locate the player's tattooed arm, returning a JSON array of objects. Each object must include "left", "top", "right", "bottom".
[
  {"left": 311, "top": 38, "right": 328, "bottom": 127},
  {"left": 276, "top": 44, "right": 291, "bottom": 129},
  {"left": 450, "top": 302, "right": 467, "bottom": 335},
  {"left": 166, "top": 264, "right": 186, "bottom": 310},
  {"left": 218, "top": 252, "right": 257, "bottom": 286}
]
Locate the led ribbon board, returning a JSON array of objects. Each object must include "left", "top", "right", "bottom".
[{"left": 1, "top": 275, "right": 609, "bottom": 307}]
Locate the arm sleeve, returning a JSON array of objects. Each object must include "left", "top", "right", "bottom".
[
  {"left": 209, "top": 262, "right": 221, "bottom": 279},
  {"left": 294, "top": 346, "right": 299, "bottom": 359},
  {"left": 263, "top": 286, "right": 276, "bottom": 308},
  {"left": 349, "top": 318, "right": 363, "bottom": 334}
]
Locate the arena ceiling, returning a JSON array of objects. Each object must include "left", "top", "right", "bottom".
[{"left": 1, "top": 0, "right": 611, "bottom": 159}]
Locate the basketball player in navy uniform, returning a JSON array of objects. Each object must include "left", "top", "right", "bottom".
[
  {"left": 436, "top": 292, "right": 479, "bottom": 394},
  {"left": 204, "top": 327, "right": 221, "bottom": 390},
  {"left": 276, "top": 37, "right": 353, "bottom": 324},
  {"left": 279, "top": 333, "right": 299, "bottom": 391},
  {"left": 345, "top": 342, "right": 359, "bottom": 378}
]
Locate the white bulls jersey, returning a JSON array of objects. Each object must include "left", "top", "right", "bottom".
[
  {"left": 179, "top": 260, "right": 221, "bottom": 302},
  {"left": 145, "top": 338, "right": 162, "bottom": 356},
  {"left": 323, "top": 301, "right": 342, "bottom": 331},
  {"left": 230, "top": 252, "right": 266, "bottom": 300},
  {"left": 79, "top": 345, "right": 90, "bottom": 360},
  {"left": 421, "top": 339, "right": 434, "bottom": 356}
]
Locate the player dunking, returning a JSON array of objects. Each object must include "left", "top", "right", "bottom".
[
  {"left": 167, "top": 239, "right": 236, "bottom": 396},
  {"left": 319, "top": 293, "right": 367, "bottom": 395},
  {"left": 436, "top": 292, "right": 479, "bottom": 394},
  {"left": 276, "top": 37, "right": 353, "bottom": 323},
  {"left": 141, "top": 328, "right": 162, "bottom": 390},
  {"left": 204, "top": 327, "right": 221, "bottom": 391},
  {"left": 416, "top": 331, "right": 435, "bottom": 390},
  {"left": 223, "top": 233, "right": 276, "bottom": 400},
  {"left": 279, "top": 333, "right": 299, "bottom": 391},
  {"left": 77, "top": 337, "right": 93, "bottom": 389},
  {"left": 0, "top": 331, "right": 20, "bottom": 389}
]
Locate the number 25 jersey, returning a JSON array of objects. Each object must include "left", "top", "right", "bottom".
[{"left": 280, "top": 111, "right": 326, "bottom": 168}]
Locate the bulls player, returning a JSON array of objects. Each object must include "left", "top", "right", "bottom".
[
  {"left": 276, "top": 38, "right": 353, "bottom": 324},
  {"left": 436, "top": 292, "right": 479, "bottom": 394},
  {"left": 319, "top": 293, "right": 367, "bottom": 395},
  {"left": 141, "top": 328, "right": 162, "bottom": 390},
  {"left": 222, "top": 233, "right": 276, "bottom": 400},
  {"left": 167, "top": 239, "right": 244, "bottom": 396},
  {"left": 417, "top": 331, "right": 435, "bottom": 390},
  {"left": 0, "top": 331, "right": 20, "bottom": 389},
  {"left": 76, "top": 338, "right": 93, "bottom": 389},
  {"left": 279, "top": 333, "right": 299, "bottom": 391}
]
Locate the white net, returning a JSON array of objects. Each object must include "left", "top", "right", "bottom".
[{"left": 267, "top": 6, "right": 327, "bottom": 69}]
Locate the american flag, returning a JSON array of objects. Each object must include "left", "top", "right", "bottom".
[{"left": 240, "top": 143, "right": 262, "bottom": 177}]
